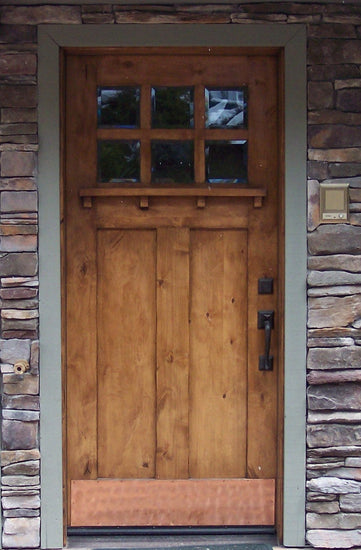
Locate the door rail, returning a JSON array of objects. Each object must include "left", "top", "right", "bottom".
[{"left": 79, "top": 186, "right": 267, "bottom": 209}]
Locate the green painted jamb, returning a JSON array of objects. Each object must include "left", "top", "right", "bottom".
[
  {"left": 38, "top": 27, "right": 64, "bottom": 550},
  {"left": 283, "top": 27, "right": 307, "bottom": 547},
  {"left": 39, "top": 24, "right": 306, "bottom": 548}
]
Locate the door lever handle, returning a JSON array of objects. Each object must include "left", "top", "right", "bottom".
[{"left": 258, "top": 310, "right": 274, "bottom": 371}]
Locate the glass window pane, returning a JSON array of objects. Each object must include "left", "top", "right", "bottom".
[
  {"left": 98, "top": 140, "right": 140, "bottom": 183},
  {"left": 205, "top": 140, "right": 247, "bottom": 184},
  {"left": 152, "top": 87, "right": 194, "bottom": 129},
  {"left": 151, "top": 141, "right": 194, "bottom": 184},
  {"left": 205, "top": 88, "right": 247, "bottom": 129},
  {"left": 97, "top": 87, "right": 140, "bottom": 128}
]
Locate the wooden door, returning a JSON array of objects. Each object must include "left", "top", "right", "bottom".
[{"left": 64, "top": 49, "right": 282, "bottom": 528}]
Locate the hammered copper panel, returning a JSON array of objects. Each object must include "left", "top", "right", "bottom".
[{"left": 71, "top": 478, "right": 275, "bottom": 527}]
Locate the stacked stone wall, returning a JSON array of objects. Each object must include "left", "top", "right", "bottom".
[{"left": 0, "top": 2, "right": 361, "bottom": 548}]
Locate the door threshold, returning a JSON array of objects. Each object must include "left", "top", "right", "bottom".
[{"left": 66, "top": 532, "right": 277, "bottom": 549}]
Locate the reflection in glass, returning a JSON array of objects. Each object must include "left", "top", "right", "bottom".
[
  {"left": 152, "top": 87, "right": 194, "bottom": 128},
  {"left": 205, "top": 88, "right": 247, "bottom": 129},
  {"left": 151, "top": 141, "right": 194, "bottom": 184},
  {"left": 205, "top": 140, "right": 247, "bottom": 184},
  {"left": 97, "top": 87, "right": 140, "bottom": 128},
  {"left": 98, "top": 140, "right": 140, "bottom": 183}
]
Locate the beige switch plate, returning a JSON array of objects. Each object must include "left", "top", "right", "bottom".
[{"left": 320, "top": 182, "right": 349, "bottom": 223}]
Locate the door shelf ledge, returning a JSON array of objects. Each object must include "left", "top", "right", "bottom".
[{"left": 79, "top": 186, "right": 267, "bottom": 209}]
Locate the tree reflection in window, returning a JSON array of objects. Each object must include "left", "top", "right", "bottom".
[
  {"left": 205, "top": 89, "right": 247, "bottom": 129},
  {"left": 152, "top": 87, "right": 194, "bottom": 129},
  {"left": 97, "top": 87, "right": 140, "bottom": 128},
  {"left": 98, "top": 141, "right": 140, "bottom": 183}
]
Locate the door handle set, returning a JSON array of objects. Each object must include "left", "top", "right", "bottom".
[{"left": 258, "top": 310, "right": 274, "bottom": 371}]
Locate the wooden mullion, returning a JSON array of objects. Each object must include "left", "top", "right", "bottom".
[
  {"left": 194, "top": 85, "right": 205, "bottom": 184},
  {"left": 141, "top": 85, "right": 152, "bottom": 184}
]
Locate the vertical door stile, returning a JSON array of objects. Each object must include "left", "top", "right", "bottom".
[
  {"left": 66, "top": 55, "right": 98, "bottom": 523},
  {"left": 246, "top": 55, "right": 279, "bottom": 481}
]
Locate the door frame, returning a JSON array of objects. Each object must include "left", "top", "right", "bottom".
[{"left": 38, "top": 23, "right": 306, "bottom": 549}]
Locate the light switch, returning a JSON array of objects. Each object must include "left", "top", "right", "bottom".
[{"left": 320, "top": 183, "right": 349, "bottom": 223}]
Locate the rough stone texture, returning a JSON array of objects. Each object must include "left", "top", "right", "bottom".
[
  {"left": 341, "top": 493, "right": 361, "bottom": 512},
  {"left": 308, "top": 82, "right": 334, "bottom": 110},
  {"left": 2, "top": 517, "right": 40, "bottom": 548},
  {"left": 307, "top": 476, "right": 361, "bottom": 494},
  {"left": 2, "top": 495, "right": 40, "bottom": 510},
  {"left": 0, "top": 338, "right": 30, "bottom": 363},
  {"left": 0, "top": 252, "right": 38, "bottom": 276},
  {"left": 2, "top": 420, "right": 38, "bottom": 450},
  {"left": 0, "top": 86, "right": 37, "bottom": 109},
  {"left": 308, "top": 424, "right": 361, "bottom": 449},
  {"left": 308, "top": 384, "right": 361, "bottom": 411},
  {"left": 307, "top": 511, "right": 361, "bottom": 529},
  {"left": 308, "top": 255, "right": 361, "bottom": 273},
  {"left": 0, "top": 6, "right": 81, "bottom": 24},
  {"left": 0, "top": 152, "right": 36, "bottom": 178},
  {"left": 1, "top": 449, "right": 40, "bottom": 466},
  {"left": 308, "top": 295, "right": 361, "bottom": 329},
  {"left": 307, "top": 501, "right": 340, "bottom": 513},
  {"left": 308, "top": 347, "right": 361, "bottom": 369},
  {"left": 308, "top": 224, "right": 361, "bottom": 255},
  {"left": 307, "top": 529, "right": 361, "bottom": 549},
  {"left": 308, "top": 371, "right": 361, "bottom": 385}
]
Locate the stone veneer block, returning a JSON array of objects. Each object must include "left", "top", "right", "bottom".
[
  {"left": 309, "top": 148, "right": 361, "bottom": 162},
  {"left": 308, "top": 225, "right": 361, "bottom": 255},
  {"left": 1, "top": 191, "right": 37, "bottom": 212},
  {"left": 1, "top": 449, "right": 40, "bottom": 466},
  {"left": 0, "top": 6, "right": 81, "bottom": 24},
  {"left": 341, "top": 493, "right": 361, "bottom": 512},
  {"left": 307, "top": 511, "right": 361, "bottom": 529},
  {"left": 0, "top": 86, "right": 37, "bottom": 108},
  {"left": 2, "top": 420, "right": 38, "bottom": 450},
  {"left": 0, "top": 338, "right": 30, "bottom": 363},
  {"left": 309, "top": 125, "right": 361, "bottom": 148},
  {"left": 1, "top": 108, "right": 37, "bottom": 123},
  {"left": 308, "top": 39, "right": 361, "bottom": 65},
  {"left": 307, "top": 476, "right": 361, "bottom": 493},
  {"left": 0, "top": 252, "right": 38, "bottom": 277},
  {"left": 0, "top": 153, "right": 36, "bottom": 178},
  {"left": 307, "top": 501, "right": 340, "bottom": 513},
  {"left": 308, "top": 346, "right": 361, "bottom": 369},
  {"left": 308, "top": 295, "right": 361, "bottom": 328},
  {"left": 308, "top": 82, "right": 334, "bottom": 109},
  {"left": 308, "top": 255, "right": 361, "bottom": 273},
  {"left": 2, "top": 459, "right": 39, "bottom": 475},
  {"left": 337, "top": 89, "right": 361, "bottom": 112},
  {"left": 308, "top": 424, "right": 361, "bottom": 448},
  {"left": 0, "top": 54, "right": 36, "bottom": 75},
  {"left": 2, "top": 395, "right": 39, "bottom": 410},
  {"left": 0, "top": 24, "right": 37, "bottom": 43},
  {"left": 308, "top": 383, "right": 361, "bottom": 411},
  {"left": 2, "top": 495, "right": 40, "bottom": 510},
  {"left": 308, "top": 271, "right": 361, "bottom": 286},
  {"left": 308, "top": 411, "right": 361, "bottom": 424},
  {"left": 346, "top": 458, "right": 361, "bottom": 467},
  {"left": 307, "top": 528, "right": 361, "bottom": 549},
  {"left": 2, "top": 517, "right": 40, "bottom": 548},
  {"left": 3, "top": 373, "right": 39, "bottom": 395},
  {"left": 0, "top": 235, "right": 37, "bottom": 252}
]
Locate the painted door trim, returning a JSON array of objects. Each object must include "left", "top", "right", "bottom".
[{"left": 38, "top": 23, "right": 306, "bottom": 549}]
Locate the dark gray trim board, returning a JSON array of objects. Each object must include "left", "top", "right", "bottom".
[{"left": 38, "top": 24, "right": 306, "bottom": 549}]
